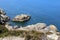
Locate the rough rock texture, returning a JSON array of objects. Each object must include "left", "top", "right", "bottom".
[
  {"left": 0, "top": 8, "right": 10, "bottom": 24},
  {"left": 25, "top": 33, "right": 48, "bottom": 40},
  {"left": 0, "top": 36, "right": 25, "bottom": 40},
  {"left": 12, "top": 14, "right": 31, "bottom": 22},
  {"left": 4, "top": 22, "right": 60, "bottom": 40}
]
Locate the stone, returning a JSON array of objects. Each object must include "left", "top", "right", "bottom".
[
  {"left": 5, "top": 23, "right": 13, "bottom": 31},
  {"left": 14, "top": 25, "right": 19, "bottom": 29},
  {"left": 0, "top": 8, "right": 6, "bottom": 15},
  {"left": 35, "top": 23, "right": 47, "bottom": 29},
  {"left": 12, "top": 14, "right": 31, "bottom": 22},
  {"left": 0, "top": 36, "right": 25, "bottom": 40},
  {"left": 47, "top": 34, "right": 58, "bottom": 40},
  {"left": 15, "top": 23, "right": 47, "bottom": 32},
  {"left": 0, "top": 8, "right": 10, "bottom": 24},
  {"left": 48, "top": 25, "right": 58, "bottom": 32}
]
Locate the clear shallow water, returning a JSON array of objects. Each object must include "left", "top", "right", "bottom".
[{"left": 0, "top": 0, "right": 60, "bottom": 31}]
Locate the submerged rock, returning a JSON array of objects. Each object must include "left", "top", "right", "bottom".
[
  {"left": 12, "top": 14, "right": 31, "bottom": 22},
  {"left": 0, "top": 8, "right": 10, "bottom": 24}
]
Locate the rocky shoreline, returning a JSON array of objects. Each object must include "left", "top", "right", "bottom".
[
  {"left": 4, "top": 23, "right": 60, "bottom": 40},
  {"left": 0, "top": 8, "right": 60, "bottom": 40},
  {"left": 0, "top": 8, "right": 10, "bottom": 24}
]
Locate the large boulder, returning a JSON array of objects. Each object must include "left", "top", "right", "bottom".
[
  {"left": 0, "top": 8, "right": 10, "bottom": 24},
  {"left": 12, "top": 14, "right": 31, "bottom": 22}
]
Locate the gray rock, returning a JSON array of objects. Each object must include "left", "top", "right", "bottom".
[
  {"left": 0, "top": 8, "right": 10, "bottom": 24},
  {"left": 12, "top": 14, "right": 31, "bottom": 22}
]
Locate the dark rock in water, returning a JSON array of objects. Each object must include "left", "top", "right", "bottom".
[
  {"left": 0, "top": 8, "right": 10, "bottom": 24},
  {"left": 12, "top": 14, "right": 31, "bottom": 22}
]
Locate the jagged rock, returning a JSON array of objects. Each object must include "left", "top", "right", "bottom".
[
  {"left": 12, "top": 14, "right": 31, "bottom": 22},
  {"left": 0, "top": 8, "right": 10, "bottom": 24}
]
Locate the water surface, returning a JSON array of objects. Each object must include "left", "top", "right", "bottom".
[{"left": 0, "top": 0, "right": 60, "bottom": 31}]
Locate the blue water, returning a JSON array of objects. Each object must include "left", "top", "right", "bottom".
[{"left": 0, "top": 0, "right": 60, "bottom": 31}]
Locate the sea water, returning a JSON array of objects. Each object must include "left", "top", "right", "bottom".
[{"left": 0, "top": 0, "right": 60, "bottom": 31}]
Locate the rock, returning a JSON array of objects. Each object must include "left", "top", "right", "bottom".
[
  {"left": 48, "top": 25, "right": 58, "bottom": 32},
  {"left": 29, "top": 23, "right": 47, "bottom": 31},
  {"left": 42, "top": 25, "right": 58, "bottom": 34},
  {"left": 35, "top": 23, "right": 47, "bottom": 29},
  {"left": 15, "top": 23, "right": 47, "bottom": 31},
  {"left": 0, "top": 8, "right": 6, "bottom": 15},
  {"left": 5, "top": 23, "right": 14, "bottom": 31},
  {"left": 47, "top": 34, "right": 58, "bottom": 40},
  {"left": 56, "top": 32, "right": 60, "bottom": 36},
  {"left": 0, "top": 8, "right": 10, "bottom": 24},
  {"left": 12, "top": 14, "right": 31, "bottom": 22},
  {"left": 0, "top": 36, "right": 25, "bottom": 40},
  {"left": 0, "top": 15, "right": 10, "bottom": 24},
  {"left": 25, "top": 32, "right": 48, "bottom": 40},
  {"left": 14, "top": 25, "right": 19, "bottom": 29}
]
